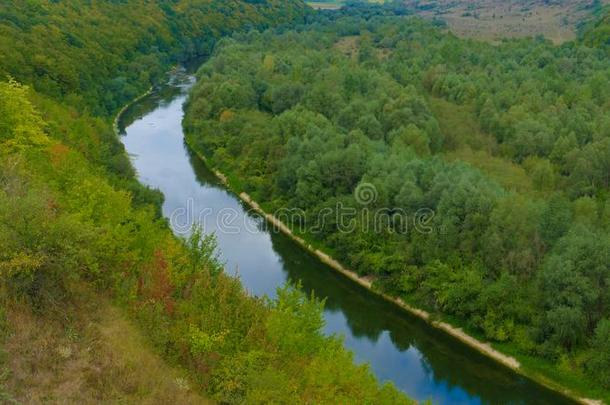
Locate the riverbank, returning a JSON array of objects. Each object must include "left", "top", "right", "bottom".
[
  {"left": 184, "top": 139, "right": 602, "bottom": 405},
  {"left": 112, "top": 86, "right": 153, "bottom": 135}
]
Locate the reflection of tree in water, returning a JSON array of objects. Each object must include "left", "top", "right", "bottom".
[
  {"left": 266, "top": 230, "right": 574, "bottom": 405},
  {"left": 118, "top": 91, "right": 176, "bottom": 133},
  {"left": 187, "top": 147, "right": 270, "bottom": 230},
  {"left": 118, "top": 70, "right": 193, "bottom": 134},
  {"left": 269, "top": 231, "right": 385, "bottom": 339},
  {"left": 187, "top": 144, "right": 226, "bottom": 190}
]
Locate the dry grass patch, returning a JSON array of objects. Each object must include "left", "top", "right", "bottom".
[
  {"left": 334, "top": 35, "right": 360, "bottom": 59},
  {"left": 428, "top": 96, "right": 536, "bottom": 194},
  {"left": 0, "top": 289, "right": 210, "bottom": 405},
  {"left": 334, "top": 35, "right": 393, "bottom": 60},
  {"left": 404, "top": 0, "right": 609, "bottom": 44},
  {"left": 446, "top": 147, "right": 536, "bottom": 194},
  {"left": 428, "top": 96, "right": 495, "bottom": 152}
]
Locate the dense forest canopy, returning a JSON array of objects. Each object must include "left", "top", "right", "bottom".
[
  {"left": 184, "top": 5, "right": 610, "bottom": 397},
  {"left": 0, "top": 1, "right": 415, "bottom": 403}
]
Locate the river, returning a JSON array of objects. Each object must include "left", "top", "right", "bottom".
[{"left": 118, "top": 68, "right": 574, "bottom": 405}]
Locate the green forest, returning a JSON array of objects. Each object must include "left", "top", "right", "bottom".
[
  {"left": 183, "top": 3, "right": 610, "bottom": 399},
  {"left": 1, "top": 0, "right": 610, "bottom": 402},
  {"left": 0, "top": 1, "right": 413, "bottom": 403}
]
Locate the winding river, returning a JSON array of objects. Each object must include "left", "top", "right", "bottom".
[{"left": 118, "top": 69, "right": 574, "bottom": 404}]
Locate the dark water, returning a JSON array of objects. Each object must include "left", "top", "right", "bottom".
[{"left": 119, "top": 69, "right": 574, "bottom": 405}]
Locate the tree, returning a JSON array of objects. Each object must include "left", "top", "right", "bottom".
[{"left": 587, "top": 319, "right": 610, "bottom": 387}]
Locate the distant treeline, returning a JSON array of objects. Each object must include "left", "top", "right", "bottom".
[{"left": 0, "top": 0, "right": 309, "bottom": 116}]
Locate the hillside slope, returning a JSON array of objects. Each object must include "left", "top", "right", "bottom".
[
  {"left": 0, "top": 0, "right": 309, "bottom": 115},
  {"left": 0, "top": 1, "right": 412, "bottom": 404},
  {"left": 1, "top": 287, "right": 211, "bottom": 404},
  {"left": 582, "top": 5, "right": 610, "bottom": 46}
]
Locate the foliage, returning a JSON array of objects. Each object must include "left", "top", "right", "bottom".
[
  {"left": 581, "top": 5, "right": 610, "bottom": 49},
  {"left": 0, "top": 1, "right": 413, "bottom": 402},
  {"left": 0, "top": 58, "right": 410, "bottom": 405},
  {"left": 0, "top": 0, "right": 309, "bottom": 116},
  {"left": 0, "top": 0, "right": 310, "bottom": 200},
  {"left": 184, "top": 10, "right": 610, "bottom": 391}
]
